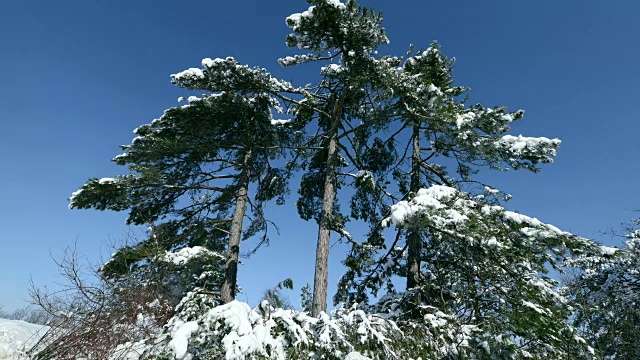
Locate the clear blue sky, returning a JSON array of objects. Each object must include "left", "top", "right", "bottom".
[{"left": 1, "top": 0, "right": 639, "bottom": 311}]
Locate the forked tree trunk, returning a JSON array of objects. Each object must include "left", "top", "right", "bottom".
[
  {"left": 311, "top": 100, "right": 341, "bottom": 317},
  {"left": 406, "top": 123, "right": 422, "bottom": 296},
  {"left": 220, "top": 150, "right": 252, "bottom": 303}
]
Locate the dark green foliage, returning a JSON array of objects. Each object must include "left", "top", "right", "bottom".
[
  {"left": 70, "top": 59, "right": 298, "bottom": 303},
  {"left": 568, "top": 219, "right": 640, "bottom": 359}
]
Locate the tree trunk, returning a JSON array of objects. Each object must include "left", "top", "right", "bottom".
[
  {"left": 220, "top": 150, "right": 252, "bottom": 303},
  {"left": 406, "top": 123, "right": 422, "bottom": 296},
  {"left": 311, "top": 100, "right": 341, "bottom": 317}
]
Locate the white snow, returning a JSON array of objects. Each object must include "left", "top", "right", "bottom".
[
  {"left": 484, "top": 186, "right": 500, "bottom": 195},
  {"left": 113, "top": 152, "right": 128, "bottom": 161},
  {"left": 68, "top": 188, "right": 84, "bottom": 209},
  {"left": 384, "top": 184, "right": 573, "bottom": 244},
  {"left": 355, "top": 170, "right": 372, "bottom": 178},
  {"left": 325, "top": 0, "right": 346, "bottom": 9},
  {"left": 146, "top": 298, "right": 398, "bottom": 360},
  {"left": 599, "top": 245, "right": 617, "bottom": 256},
  {"left": 109, "top": 340, "right": 148, "bottom": 360},
  {"left": 0, "top": 319, "right": 48, "bottom": 360},
  {"left": 98, "top": 177, "right": 116, "bottom": 185},
  {"left": 321, "top": 63, "right": 344, "bottom": 76},
  {"left": 270, "top": 119, "right": 292, "bottom": 125},
  {"left": 384, "top": 185, "right": 457, "bottom": 227},
  {"left": 278, "top": 54, "right": 315, "bottom": 66},
  {"left": 201, "top": 57, "right": 227, "bottom": 68},
  {"left": 160, "top": 246, "right": 223, "bottom": 266},
  {"left": 169, "top": 320, "right": 199, "bottom": 359},
  {"left": 345, "top": 352, "right": 371, "bottom": 360},
  {"left": 286, "top": 0, "right": 346, "bottom": 31},
  {"left": 521, "top": 300, "right": 550, "bottom": 315},
  {"left": 496, "top": 134, "right": 560, "bottom": 157},
  {"left": 171, "top": 67, "right": 204, "bottom": 81}
]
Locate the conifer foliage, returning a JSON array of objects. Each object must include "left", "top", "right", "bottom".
[
  {"left": 568, "top": 219, "right": 640, "bottom": 359},
  {"left": 58, "top": 1, "right": 621, "bottom": 359},
  {"left": 70, "top": 57, "right": 298, "bottom": 303}
]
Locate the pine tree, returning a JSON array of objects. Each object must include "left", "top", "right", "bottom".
[
  {"left": 70, "top": 57, "right": 297, "bottom": 303},
  {"left": 392, "top": 42, "right": 559, "bottom": 306},
  {"left": 568, "top": 219, "right": 640, "bottom": 358},
  {"left": 380, "top": 186, "right": 597, "bottom": 357},
  {"left": 337, "top": 39, "right": 565, "bottom": 298},
  {"left": 282, "top": 0, "right": 400, "bottom": 317},
  {"left": 321, "top": 17, "right": 600, "bottom": 359}
]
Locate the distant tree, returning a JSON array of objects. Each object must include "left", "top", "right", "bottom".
[{"left": 0, "top": 304, "right": 51, "bottom": 325}]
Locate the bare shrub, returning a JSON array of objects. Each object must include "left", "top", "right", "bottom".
[{"left": 28, "top": 242, "right": 177, "bottom": 359}]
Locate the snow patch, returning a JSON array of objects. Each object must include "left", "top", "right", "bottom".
[
  {"left": 160, "top": 246, "right": 223, "bottom": 266},
  {"left": 496, "top": 135, "right": 560, "bottom": 157},
  {"left": 169, "top": 320, "right": 199, "bottom": 359},
  {"left": 270, "top": 119, "right": 292, "bottom": 125},
  {"left": 171, "top": 68, "right": 204, "bottom": 81},
  {"left": 98, "top": 177, "right": 116, "bottom": 185},
  {"left": 0, "top": 319, "right": 48, "bottom": 360},
  {"left": 599, "top": 246, "right": 617, "bottom": 256}
]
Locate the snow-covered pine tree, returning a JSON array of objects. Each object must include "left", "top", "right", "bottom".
[
  {"left": 336, "top": 40, "right": 559, "bottom": 300},
  {"left": 377, "top": 186, "right": 598, "bottom": 358},
  {"left": 330, "top": 25, "right": 601, "bottom": 360},
  {"left": 281, "top": 0, "right": 401, "bottom": 317},
  {"left": 568, "top": 219, "right": 640, "bottom": 359},
  {"left": 69, "top": 57, "right": 297, "bottom": 304}
]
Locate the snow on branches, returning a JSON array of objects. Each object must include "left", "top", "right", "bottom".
[
  {"left": 135, "top": 295, "right": 399, "bottom": 360},
  {"left": 172, "top": 56, "right": 296, "bottom": 93}
]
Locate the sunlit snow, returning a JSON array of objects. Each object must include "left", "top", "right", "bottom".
[{"left": 0, "top": 319, "right": 47, "bottom": 360}]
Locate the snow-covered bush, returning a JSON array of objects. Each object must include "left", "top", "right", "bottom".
[
  {"left": 365, "top": 291, "right": 482, "bottom": 359},
  {"left": 137, "top": 293, "right": 399, "bottom": 360}
]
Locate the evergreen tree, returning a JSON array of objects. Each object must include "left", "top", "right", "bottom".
[
  {"left": 313, "top": 10, "right": 600, "bottom": 358},
  {"left": 70, "top": 57, "right": 297, "bottom": 303},
  {"left": 568, "top": 219, "right": 640, "bottom": 359},
  {"left": 282, "top": 0, "right": 400, "bottom": 317},
  {"left": 337, "top": 41, "right": 564, "bottom": 306},
  {"left": 377, "top": 186, "right": 597, "bottom": 358}
]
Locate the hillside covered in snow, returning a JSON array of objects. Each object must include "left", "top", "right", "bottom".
[{"left": 0, "top": 319, "right": 47, "bottom": 360}]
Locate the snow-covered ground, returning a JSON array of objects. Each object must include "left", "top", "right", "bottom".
[{"left": 0, "top": 319, "right": 47, "bottom": 360}]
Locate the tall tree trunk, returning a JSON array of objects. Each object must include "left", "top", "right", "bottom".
[
  {"left": 406, "top": 123, "right": 422, "bottom": 297},
  {"left": 220, "top": 150, "right": 252, "bottom": 303},
  {"left": 312, "top": 100, "right": 341, "bottom": 317}
]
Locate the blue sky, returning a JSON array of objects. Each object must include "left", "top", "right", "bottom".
[{"left": 1, "top": 0, "right": 639, "bottom": 311}]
